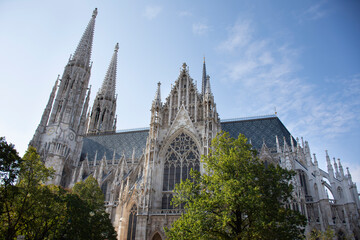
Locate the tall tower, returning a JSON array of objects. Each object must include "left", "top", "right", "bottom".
[
  {"left": 87, "top": 43, "right": 119, "bottom": 134},
  {"left": 30, "top": 8, "right": 97, "bottom": 187}
]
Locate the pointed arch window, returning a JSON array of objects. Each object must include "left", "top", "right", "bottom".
[
  {"left": 127, "top": 205, "right": 137, "bottom": 240},
  {"left": 162, "top": 132, "right": 200, "bottom": 209}
]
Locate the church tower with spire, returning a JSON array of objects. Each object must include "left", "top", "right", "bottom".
[
  {"left": 87, "top": 43, "right": 119, "bottom": 134},
  {"left": 30, "top": 8, "right": 97, "bottom": 187},
  {"left": 28, "top": 8, "right": 360, "bottom": 238}
]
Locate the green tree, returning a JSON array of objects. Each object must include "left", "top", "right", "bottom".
[
  {"left": 0, "top": 137, "right": 22, "bottom": 186},
  {"left": 0, "top": 146, "right": 66, "bottom": 240},
  {"left": 166, "top": 132, "right": 306, "bottom": 240},
  {"left": 0, "top": 145, "right": 117, "bottom": 240},
  {"left": 308, "top": 228, "right": 335, "bottom": 240},
  {"left": 59, "top": 176, "right": 116, "bottom": 240},
  {"left": 0, "top": 137, "right": 22, "bottom": 239}
]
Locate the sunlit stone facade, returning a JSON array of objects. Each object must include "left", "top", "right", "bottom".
[{"left": 31, "top": 9, "right": 360, "bottom": 240}]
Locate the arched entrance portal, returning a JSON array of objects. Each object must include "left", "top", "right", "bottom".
[{"left": 152, "top": 233, "right": 162, "bottom": 240}]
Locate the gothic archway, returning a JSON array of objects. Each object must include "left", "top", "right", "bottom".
[
  {"left": 152, "top": 232, "right": 162, "bottom": 240},
  {"left": 162, "top": 132, "right": 200, "bottom": 209}
]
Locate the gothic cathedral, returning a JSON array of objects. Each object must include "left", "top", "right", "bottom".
[{"left": 30, "top": 9, "right": 360, "bottom": 239}]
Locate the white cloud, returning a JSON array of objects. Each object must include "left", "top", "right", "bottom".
[
  {"left": 144, "top": 6, "right": 162, "bottom": 20},
  {"left": 298, "top": 0, "right": 329, "bottom": 22},
  {"left": 192, "top": 22, "right": 210, "bottom": 36},
  {"left": 218, "top": 20, "right": 252, "bottom": 52},
  {"left": 219, "top": 19, "right": 360, "bottom": 145}
]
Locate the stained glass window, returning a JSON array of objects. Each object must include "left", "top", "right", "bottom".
[{"left": 162, "top": 132, "right": 200, "bottom": 209}]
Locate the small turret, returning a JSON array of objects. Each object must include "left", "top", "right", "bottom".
[
  {"left": 346, "top": 167, "right": 353, "bottom": 184},
  {"left": 290, "top": 135, "right": 295, "bottom": 152},
  {"left": 313, "top": 153, "right": 318, "bottom": 167},
  {"left": 333, "top": 157, "right": 340, "bottom": 178},
  {"left": 30, "top": 76, "right": 59, "bottom": 148},
  {"left": 205, "top": 75, "right": 212, "bottom": 97},
  {"left": 201, "top": 57, "right": 207, "bottom": 96},
  {"left": 283, "top": 136, "right": 290, "bottom": 153},
  {"left": 338, "top": 158, "right": 344, "bottom": 178},
  {"left": 326, "top": 150, "right": 334, "bottom": 178},
  {"left": 152, "top": 82, "right": 162, "bottom": 109},
  {"left": 78, "top": 86, "right": 91, "bottom": 135}
]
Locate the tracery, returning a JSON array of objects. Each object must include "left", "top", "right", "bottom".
[{"left": 162, "top": 132, "right": 200, "bottom": 209}]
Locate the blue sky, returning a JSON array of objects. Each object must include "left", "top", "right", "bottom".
[{"left": 0, "top": 0, "right": 359, "bottom": 187}]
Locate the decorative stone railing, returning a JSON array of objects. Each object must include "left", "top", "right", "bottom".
[{"left": 149, "top": 209, "right": 184, "bottom": 216}]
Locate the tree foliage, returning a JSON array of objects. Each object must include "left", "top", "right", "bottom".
[
  {"left": 0, "top": 137, "right": 22, "bottom": 230},
  {"left": 0, "top": 137, "right": 22, "bottom": 186},
  {"left": 61, "top": 176, "right": 117, "bottom": 240},
  {"left": 0, "top": 144, "right": 116, "bottom": 240},
  {"left": 166, "top": 132, "right": 306, "bottom": 240},
  {"left": 308, "top": 228, "right": 335, "bottom": 240},
  {"left": 1, "top": 146, "right": 64, "bottom": 240}
]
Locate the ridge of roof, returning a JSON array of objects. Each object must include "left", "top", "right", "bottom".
[
  {"left": 221, "top": 114, "right": 277, "bottom": 123},
  {"left": 99, "top": 114, "right": 279, "bottom": 135}
]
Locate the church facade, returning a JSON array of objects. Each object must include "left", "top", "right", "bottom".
[{"left": 30, "top": 9, "right": 360, "bottom": 239}]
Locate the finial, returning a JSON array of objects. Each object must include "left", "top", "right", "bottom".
[
  {"left": 92, "top": 8, "right": 98, "bottom": 18},
  {"left": 347, "top": 167, "right": 353, "bottom": 183},
  {"left": 182, "top": 62, "right": 187, "bottom": 69},
  {"left": 157, "top": 81, "right": 161, "bottom": 87},
  {"left": 203, "top": 56, "right": 205, "bottom": 63},
  {"left": 313, "top": 153, "right": 318, "bottom": 166},
  {"left": 347, "top": 167, "right": 351, "bottom": 176},
  {"left": 274, "top": 107, "right": 277, "bottom": 115},
  {"left": 115, "top": 43, "right": 119, "bottom": 52}
]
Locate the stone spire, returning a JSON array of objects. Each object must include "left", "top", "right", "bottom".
[
  {"left": 100, "top": 43, "right": 119, "bottom": 99},
  {"left": 48, "top": 9, "right": 97, "bottom": 126},
  {"left": 152, "top": 82, "right": 162, "bottom": 109},
  {"left": 201, "top": 57, "right": 207, "bottom": 95},
  {"left": 72, "top": 8, "right": 97, "bottom": 68},
  {"left": 87, "top": 43, "right": 119, "bottom": 134},
  {"left": 30, "top": 9, "right": 98, "bottom": 187},
  {"left": 30, "top": 76, "right": 59, "bottom": 149}
]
